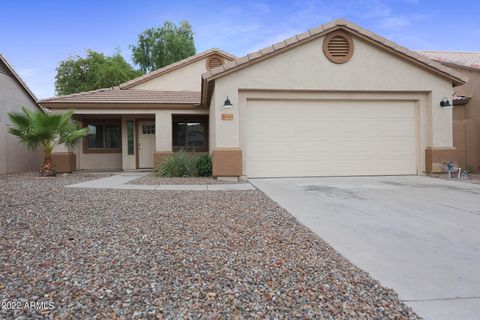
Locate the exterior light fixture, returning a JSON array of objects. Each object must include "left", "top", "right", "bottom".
[
  {"left": 440, "top": 97, "right": 452, "bottom": 108},
  {"left": 223, "top": 96, "right": 233, "bottom": 108}
]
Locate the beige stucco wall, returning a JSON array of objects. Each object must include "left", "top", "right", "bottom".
[
  {"left": 0, "top": 72, "right": 42, "bottom": 174},
  {"left": 54, "top": 108, "right": 209, "bottom": 170},
  {"left": 210, "top": 33, "right": 455, "bottom": 174},
  {"left": 77, "top": 151, "right": 122, "bottom": 170},
  {"left": 448, "top": 65, "right": 480, "bottom": 170},
  {"left": 451, "top": 66, "right": 480, "bottom": 121},
  {"left": 129, "top": 58, "right": 210, "bottom": 91}
]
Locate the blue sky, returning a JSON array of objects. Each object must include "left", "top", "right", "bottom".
[{"left": 1, "top": 0, "right": 479, "bottom": 99}]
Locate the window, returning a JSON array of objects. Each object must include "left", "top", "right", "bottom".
[
  {"left": 127, "top": 120, "right": 134, "bottom": 155},
  {"left": 142, "top": 124, "right": 155, "bottom": 134},
  {"left": 84, "top": 121, "right": 121, "bottom": 153},
  {"left": 172, "top": 115, "right": 208, "bottom": 151}
]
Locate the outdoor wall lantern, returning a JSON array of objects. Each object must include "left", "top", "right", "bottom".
[
  {"left": 223, "top": 96, "right": 233, "bottom": 108},
  {"left": 440, "top": 97, "right": 452, "bottom": 108}
]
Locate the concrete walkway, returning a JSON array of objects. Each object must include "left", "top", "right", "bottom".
[
  {"left": 251, "top": 176, "right": 480, "bottom": 320},
  {"left": 67, "top": 172, "right": 254, "bottom": 191}
]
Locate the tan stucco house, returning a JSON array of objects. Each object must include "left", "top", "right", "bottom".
[
  {"left": 40, "top": 19, "right": 466, "bottom": 178},
  {"left": 417, "top": 51, "right": 480, "bottom": 172},
  {"left": 0, "top": 53, "right": 42, "bottom": 174}
]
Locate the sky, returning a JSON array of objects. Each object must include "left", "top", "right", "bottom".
[{"left": 1, "top": 0, "right": 479, "bottom": 99}]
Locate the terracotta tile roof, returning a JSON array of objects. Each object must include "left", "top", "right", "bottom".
[
  {"left": 202, "top": 19, "right": 466, "bottom": 98},
  {"left": 0, "top": 53, "right": 42, "bottom": 110},
  {"left": 40, "top": 87, "right": 200, "bottom": 106},
  {"left": 452, "top": 94, "right": 471, "bottom": 105},
  {"left": 119, "top": 48, "right": 237, "bottom": 89},
  {"left": 416, "top": 51, "right": 480, "bottom": 70}
]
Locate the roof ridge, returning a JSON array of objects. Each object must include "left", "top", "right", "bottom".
[
  {"left": 40, "top": 87, "right": 114, "bottom": 102},
  {"left": 416, "top": 50, "right": 480, "bottom": 54},
  {"left": 39, "top": 89, "right": 201, "bottom": 107},
  {"left": 202, "top": 18, "right": 466, "bottom": 86},
  {"left": 119, "top": 48, "right": 237, "bottom": 89}
]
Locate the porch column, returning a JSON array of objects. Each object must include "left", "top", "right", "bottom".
[
  {"left": 52, "top": 144, "right": 77, "bottom": 173},
  {"left": 50, "top": 110, "right": 77, "bottom": 173},
  {"left": 154, "top": 111, "right": 173, "bottom": 169},
  {"left": 425, "top": 89, "right": 458, "bottom": 173}
]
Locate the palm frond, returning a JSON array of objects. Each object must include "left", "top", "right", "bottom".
[{"left": 7, "top": 107, "right": 87, "bottom": 152}]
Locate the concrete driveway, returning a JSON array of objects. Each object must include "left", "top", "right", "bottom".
[{"left": 250, "top": 176, "right": 480, "bottom": 320}]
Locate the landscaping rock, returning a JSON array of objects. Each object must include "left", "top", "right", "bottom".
[
  {"left": 0, "top": 173, "right": 419, "bottom": 319},
  {"left": 130, "top": 173, "right": 246, "bottom": 185}
]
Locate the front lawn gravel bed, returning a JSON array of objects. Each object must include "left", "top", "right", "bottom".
[
  {"left": 130, "top": 173, "right": 246, "bottom": 185},
  {"left": 1, "top": 173, "right": 419, "bottom": 319}
]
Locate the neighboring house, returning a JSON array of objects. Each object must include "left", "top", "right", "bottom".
[
  {"left": 40, "top": 19, "right": 466, "bottom": 178},
  {"left": 417, "top": 51, "right": 480, "bottom": 172},
  {"left": 0, "top": 53, "right": 42, "bottom": 174}
]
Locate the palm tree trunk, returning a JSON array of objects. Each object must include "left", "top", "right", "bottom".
[{"left": 40, "top": 148, "right": 55, "bottom": 176}]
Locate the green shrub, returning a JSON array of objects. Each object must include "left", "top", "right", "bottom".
[
  {"left": 195, "top": 153, "right": 212, "bottom": 177},
  {"left": 157, "top": 149, "right": 197, "bottom": 177},
  {"left": 466, "top": 164, "right": 476, "bottom": 174}
]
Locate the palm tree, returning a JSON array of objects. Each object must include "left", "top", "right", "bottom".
[{"left": 8, "top": 108, "right": 88, "bottom": 176}]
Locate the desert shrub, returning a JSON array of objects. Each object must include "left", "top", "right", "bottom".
[
  {"left": 195, "top": 153, "right": 212, "bottom": 177},
  {"left": 466, "top": 164, "right": 476, "bottom": 174},
  {"left": 157, "top": 149, "right": 197, "bottom": 177}
]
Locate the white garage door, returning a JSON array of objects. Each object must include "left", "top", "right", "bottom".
[{"left": 245, "top": 99, "right": 418, "bottom": 177}]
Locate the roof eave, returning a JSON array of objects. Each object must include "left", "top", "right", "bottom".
[
  {"left": 119, "top": 49, "right": 237, "bottom": 90},
  {"left": 0, "top": 53, "right": 42, "bottom": 110},
  {"left": 202, "top": 22, "right": 467, "bottom": 87},
  {"left": 453, "top": 97, "right": 471, "bottom": 106},
  {"left": 40, "top": 101, "right": 200, "bottom": 109},
  {"left": 438, "top": 61, "right": 480, "bottom": 73}
]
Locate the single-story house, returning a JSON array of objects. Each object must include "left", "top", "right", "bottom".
[
  {"left": 40, "top": 19, "right": 467, "bottom": 178},
  {"left": 0, "top": 53, "right": 43, "bottom": 174},
  {"left": 417, "top": 51, "right": 479, "bottom": 172}
]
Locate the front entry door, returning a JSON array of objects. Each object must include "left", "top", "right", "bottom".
[{"left": 138, "top": 121, "right": 155, "bottom": 168}]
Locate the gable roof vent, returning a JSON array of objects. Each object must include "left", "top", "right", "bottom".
[
  {"left": 0, "top": 61, "right": 13, "bottom": 77},
  {"left": 323, "top": 31, "right": 354, "bottom": 64},
  {"left": 207, "top": 55, "right": 224, "bottom": 70}
]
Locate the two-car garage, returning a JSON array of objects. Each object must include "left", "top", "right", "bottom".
[
  {"left": 204, "top": 20, "right": 465, "bottom": 179},
  {"left": 244, "top": 99, "right": 418, "bottom": 178}
]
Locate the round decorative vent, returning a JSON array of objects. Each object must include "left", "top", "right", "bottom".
[
  {"left": 207, "top": 55, "right": 224, "bottom": 70},
  {"left": 323, "top": 31, "right": 354, "bottom": 64}
]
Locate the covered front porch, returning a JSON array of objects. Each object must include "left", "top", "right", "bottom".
[{"left": 51, "top": 109, "right": 209, "bottom": 172}]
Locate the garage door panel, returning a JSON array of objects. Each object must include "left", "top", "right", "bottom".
[
  {"left": 295, "top": 159, "right": 415, "bottom": 175},
  {"left": 249, "top": 160, "right": 293, "bottom": 177},
  {"left": 249, "top": 159, "right": 416, "bottom": 177},
  {"left": 289, "top": 101, "right": 416, "bottom": 120},
  {"left": 291, "top": 144, "right": 416, "bottom": 160},
  {"left": 245, "top": 99, "right": 418, "bottom": 177},
  {"left": 290, "top": 119, "right": 415, "bottom": 137}
]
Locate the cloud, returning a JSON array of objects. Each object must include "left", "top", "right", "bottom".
[
  {"left": 16, "top": 67, "right": 41, "bottom": 78},
  {"left": 354, "top": 0, "right": 392, "bottom": 18},
  {"left": 380, "top": 17, "right": 411, "bottom": 29},
  {"left": 14, "top": 66, "right": 56, "bottom": 98},
  {"left": 248, "top": 2, "right": 271, "bottom": 14},
  {"left": 223, "top": 6, "right": 243, "bottom": 15}
]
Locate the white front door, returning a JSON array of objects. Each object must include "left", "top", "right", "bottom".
[{"left": 138, "top": 121, "right": 155, "bottom": 168}]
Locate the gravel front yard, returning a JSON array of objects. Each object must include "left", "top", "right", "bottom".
[
  {"left": 1, "top": 173, "right": 419, "bottom": 319},
  {"left": 130, "top": 173, "right": 246, "bottom": 185}
]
